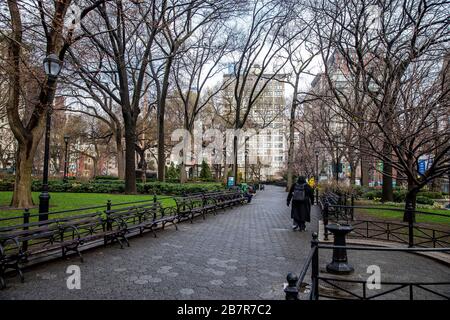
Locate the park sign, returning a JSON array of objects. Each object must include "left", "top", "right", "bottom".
[
  {"left": 418, "top": 159, "right": 426, "bottom": 175},
  {"left": 418, "top": 156, "right": 433, "bottom": 176},
  {"left": 227, "top": 176, "right": 235, "bottom": 188}
]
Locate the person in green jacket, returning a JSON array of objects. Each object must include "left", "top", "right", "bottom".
[{"left": 239, "top": 183, "right": 253, "bottom": 203}]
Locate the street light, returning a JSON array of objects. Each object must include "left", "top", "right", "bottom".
[
  {"left": 43, "top": 54, "right": 63, "bottom": 78},
  {"left": 244, "top": 137, "right": 249, "bottom": 183},
  {"left": 39, "top": 54, "right": 63, "bottom": 221},
  {"left": 63, "top": 135, "right": 70, "bottom": 183},
  {"left": 447, "top": 150, "right": 450, "bottom": 210},
  {"left": 315, "top": 150, "right": 319, "bottom": 204},
  {"left": 334, "top": 135, "right": 340, "bottom": 184}
]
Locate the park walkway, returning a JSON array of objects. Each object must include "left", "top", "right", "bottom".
[
  {"left": 1, "top": 185, "right": 448, "bottom": 300},
  {"left": 0, "top": 185, "right": 319, "bottom": 300}
]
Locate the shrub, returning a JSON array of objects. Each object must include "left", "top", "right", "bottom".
[
  {"left": 364, "top": 190, "right": 382, "bottom": 200},
  {"left": 393, "top": 189, "right": 407, "bottom": 203},
  {"left": 416, "top": 196, "right": 434, "bottom": 205},
  {"left": 92, "top": 179, "right": 125, "bottom": 184},
  {"left": 137, "top": 182, "right": 224, "bottom": 195},
  {"left": 0, "top": 178, "right": 225, "bottom": 195},
  {"left": 165, "top": 162, "right": 180, "bottom": 181},
  {"left": 199, "top": 160, "right": 213, "bottom": 181},
  {"left": 417, "top": 191, "right": 443, "bottom": 199},
  {"left": 93, "top": 175, "right": 120, "bottom": 181},
  {"left": 0, "top": 180, "right": 14, "bottom": 191}
]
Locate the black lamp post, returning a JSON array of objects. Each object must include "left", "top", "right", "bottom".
[
  {"left": 63, "top": 135, "right": 70, "bottom": 183},
  {"left": 447, "top": 150, "right": 450, "bottom": 209},
  {"left": 334, "top": 136, "right": 340, "bottom": 184},
  {"left": 315, "top": 150, "right": 319, "bottom": 204},
  {"left": 39, "top": 54, "right": 63, "bottom": 221},
  {"left": 244, "top": 137, "right": 249, "bottom": 183}
]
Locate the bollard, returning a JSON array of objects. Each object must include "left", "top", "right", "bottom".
[
  {"left": 284, "top": 273, "right": 299, "bottom": 300},
  {"left": 311, "top": 232, "right": 319, "bottom": 300},
  {"left": 22, "top": 208, "right": 30, "bottom": 252},
  {"left": 325, "top": 224, "right": 354, "bottom": 274},
  {"left": 153, "top": 193, "right": 157, "bottom": 203}
]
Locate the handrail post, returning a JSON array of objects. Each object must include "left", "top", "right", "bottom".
[
  {"left": 323, "top": 204, "right": 329, "bottom": 241},
  {"left": 23, "top": 208, "right": 30, "bottom": 252},
  {"left": 432, "top": 230, "right": 436, "bottom": 248},
  {"left": 311, "top": 232, "right": 319, "bottom": 300},
  {"left": 284, "top": 273, "right": 299, "bottom": 300},
  {"left": 351, "top": 193, "right": 355, "bottom": 221}
]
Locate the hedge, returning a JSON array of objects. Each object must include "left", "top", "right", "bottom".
[
  {"left": 0, "top": 179, "right": 224, "bottom": 196},
  {"left": 416, "top": 196, "right": 435, "bottom": 205},
  {"left": 93, "top": 175, "right": 120, "bottom": 181},
  {"left": 362, "top": 188, "right": 440, "bottom": 204}
]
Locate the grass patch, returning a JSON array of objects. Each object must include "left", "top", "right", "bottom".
[
  {"left": 0, "top": 192, "right": 176, "bottom": 227},
  {"left": 353, "top": 201, "right": 450, "bottom": 226}
]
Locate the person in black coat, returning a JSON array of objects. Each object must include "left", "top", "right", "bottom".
[{"left": 287, "top": 176, "right": 315, "bottom": 231}]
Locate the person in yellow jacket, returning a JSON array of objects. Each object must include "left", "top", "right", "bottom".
[{"left": 308, "top": 177, "right": 315, "bottom": 188}]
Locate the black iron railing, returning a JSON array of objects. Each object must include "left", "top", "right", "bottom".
[
  {"left": 0, "top": 194, "right": 174, "bottom": 228},
  {"left": 321, "top": 203, "right": 450, "bottom": 248},
  {"left": 285, "top": 233, "right": 450, "bottom": 300}
]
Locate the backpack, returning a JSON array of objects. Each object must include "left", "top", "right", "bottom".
[{"left": 292, "top": 183, "right": 307, "bottom": 201}]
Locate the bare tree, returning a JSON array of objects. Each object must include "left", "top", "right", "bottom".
[
  {"left": 148, "top": 0, "right": 239, "bottom": 181},
  {"left": 1, "top": 0, "right": 107, "bottom": 207},
  {"left": 225, "top": 0, "right": 308, "bottom": 183},
  {"left": 309, "top": 0, "right": 450, "bottom": 220},
  {"left": 171, "top": 20, "right": 234, "bottom": 182},
  {"left": 67, "top": 1, "right": 166, "bottom": 193}
]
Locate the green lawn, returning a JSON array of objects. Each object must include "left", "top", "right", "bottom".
[
  {"left": 0, "top": 192, "right": 176, "bottom": 226},
  {"left": 353, "top": 201, "right": 450, "bottom": 226}
]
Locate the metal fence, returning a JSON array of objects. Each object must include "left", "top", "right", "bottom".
[
  {"left": 285, "top": 233, "right": 450, "bottom": 300},
  {"left": 322, "top": 203, "right": 450, "bottom": 248}
]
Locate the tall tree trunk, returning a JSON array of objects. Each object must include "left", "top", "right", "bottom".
[
  {"left": 233, "top": 135, "right": 238, "bottom": 184},
  {"left": 382, "top": 143, "right": 393, "bottom": 202},
  {"left": 157, "top": 56, "right": 174, "bottom": 182},
  {"left": 431, "top": 178, "right": 442, "bottom": 192},
  {"left": 360, "top": 156, "right": 370, "bottom": 186},
  {"left": 403, "top": 177, "right": 419, "bottom": 223},
  {"left": 359, "top": 135, "right": 370, "bottom": 186},
  {"left": 287, "top": 76, "right": 299, "bottom": 191},
  {"left": 92, "top": 158, "right": 98, "bottom": 178},
  {"left": 287, "top": 107, "right": 297, "bottom": 191},
  {"left": 157, "top": 109, "right": 165, "bottom": 181},
  {"left": 123, "top": 116, "right": 137, "bottom": 193},
  {"left": 180, "top": 162, "right": 187, "bottom": 183},
  {"left": 350, "top": 164, "right": 356, "bottom": 185},
  {"left": 382, "top": 106, "right": 394, "bottom": 201},
  {"left": 11, "top": 141, "right": 39, "bottom": 208},
  {"left": 115, "top": 132, "right": 125, "bottom": 180}
]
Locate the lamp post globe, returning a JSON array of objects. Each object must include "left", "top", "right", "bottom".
[
  {"left": 43, "top": 54, "right": 63, "bottom": 78},
  {"left": 315, "top": 150, "right": 319, "bottom": 204}
]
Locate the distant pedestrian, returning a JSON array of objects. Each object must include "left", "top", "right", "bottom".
[
  {"left": 239, "top": 183, "right": 253, "bottom": 203},
  {"left": 287, "top": 176, "right": 314, "bottom": 231}
]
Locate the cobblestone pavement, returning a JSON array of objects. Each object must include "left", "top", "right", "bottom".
[
  {"left": 0, "top": 185, "right": 319, "bottom": 300},
  {"left": 1, "top": 185, "right": 449, "bottom": 300}
]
